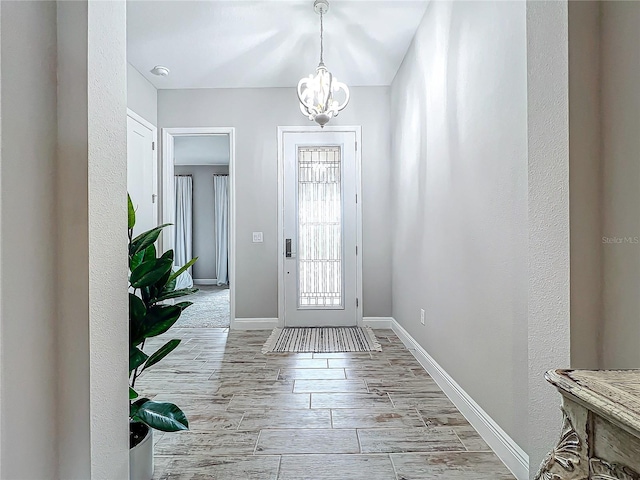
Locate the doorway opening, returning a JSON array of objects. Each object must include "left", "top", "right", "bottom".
[{"left": 162, "top": 128, "right": 236, "bottom": 328}]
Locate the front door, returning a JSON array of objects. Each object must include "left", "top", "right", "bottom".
[{"left": 282, "top": 131, "right": 359, "bottom": 327}]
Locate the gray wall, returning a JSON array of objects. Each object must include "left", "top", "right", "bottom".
[
  {"left": 602, "top": 0, "right": 640, "bottom": 369},
  {"left": 389, "top": 0, "right": 528, "bottom": 452},
  {"left": 174, "top": 165, "right": 229, "bottom": 280},
  {"left": 158, "top": 87, "right": 391, "bottom": 319},
  {"left": 1, "top": 2, "right": 59, "bottom": 477},
  {"left": 127, "top": 62, "right": 157, "bottom": 125},
  {"left": 568, "top": 0, "right": 603, "bottom": 370}
]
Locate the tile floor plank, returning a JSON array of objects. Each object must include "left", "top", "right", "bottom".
[
  {"left": 277, "top": 454, "right": 396, "bottom": 480},
  {"left": 331, "top": 407, "right": 426, "bottom": 429},
  {"left": 357, "top": 427, "right": 466, "bottom": 453},
  {"left": 227, "top": 393, "right": 311, "bottom": 410},
  {"left": 154, "top": 431, "right": 260, "bottom": 456},
  {"left": 311, "top": 392, "right": 393, "bottom": 409},
  {"left": 293, "top": 379, "right": 368, "bottom": 393},
  {"left": 238, "top": 408, "right": 332, "bottom": 430},
  {"left": 417, "top": 406, "right": 471, "bottom": 427},
  {"left": 391, "top": 452, "right": 515, "bottom": 479},
  {"left": 256, "top": 429, "right": 359, "bottom": 454},
  {"left": 278, "top": 368, "right": 346, "bottom": 380},
  {"left": 265, "top": 358, "right": 329, "bottom": 369},
  {"left": 453, "top": 425, "right": 492, "bottom": 451},
  {"left": 154, "top": 455, "right": 281, "bottom": 480}
]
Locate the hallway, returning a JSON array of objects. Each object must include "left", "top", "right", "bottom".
[{"left": 137, "top": 328, "right": 514, "bottom": 479}]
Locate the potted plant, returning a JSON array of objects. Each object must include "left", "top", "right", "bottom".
[{"left": 128, "top": 195, "right": 198, "bottom": 480}]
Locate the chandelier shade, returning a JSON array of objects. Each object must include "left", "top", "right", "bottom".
[{"left": 297, "top": 0, "right": 349, "bottom": 127}]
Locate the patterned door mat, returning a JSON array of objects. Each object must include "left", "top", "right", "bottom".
[{"left": 262, "top": 326, "right": 382, "bottom": 354}]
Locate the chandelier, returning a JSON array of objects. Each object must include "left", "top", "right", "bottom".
[{"left": 297, "top": 0, "right": 350, "bottom": 127}]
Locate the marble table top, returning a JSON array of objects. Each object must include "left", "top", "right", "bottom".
[{"left": 546, "top": 369, "right": 640, "bottom": 437}]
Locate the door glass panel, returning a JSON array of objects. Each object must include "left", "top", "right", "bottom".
[{"left": 297, "top": 145, "right": 343, "bottom": 308}]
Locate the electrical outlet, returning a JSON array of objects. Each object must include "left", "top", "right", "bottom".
[
  {"left": 252, "top": 232, "right": 263, "bottom": 243},
  {"left": 420, "top": 309, "right": 425, "bottom": 325}
]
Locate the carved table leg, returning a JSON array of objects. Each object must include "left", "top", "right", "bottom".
[{"left": 534, "top": 400, "right": 589, "bottom": 480}]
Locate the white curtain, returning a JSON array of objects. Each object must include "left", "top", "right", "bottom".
[
  {"left": 174, "top": 175, "right": 193, "bottom": 279},
  {"left": 213, "top": 174, "right": 229, "bottom": 285}
]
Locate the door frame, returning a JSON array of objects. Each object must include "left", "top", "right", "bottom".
[
  {"left": 161, "top": 127, "right": 237, "bottom": 328},
  {"left": 277, "top": 126, "right": 363, "bottom": 328},
  {"left": 127, "top": 109, "right": 158, "bottom": 228}
]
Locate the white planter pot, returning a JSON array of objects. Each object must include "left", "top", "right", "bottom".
[{"left": 130, "top": 425, "right": 154, "bottom": 480}]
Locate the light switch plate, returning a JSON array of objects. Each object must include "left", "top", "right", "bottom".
[
  {"left": 420, "top": 309, "right": 425, "bottom": 325},
  {"left": 252, "top": 232, "right": 263, "bottom": 243}
]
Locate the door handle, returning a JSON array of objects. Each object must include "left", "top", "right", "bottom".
[{"left": 285, "top": 239, "right": 295, "bottom": 258}]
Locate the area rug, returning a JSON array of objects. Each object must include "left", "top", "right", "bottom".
[
  {"left": 262, "top": 326, "right": 382, "bottom": 354},
  {"left": 174, "top": 285, "right": 229, "bottom": 328}
]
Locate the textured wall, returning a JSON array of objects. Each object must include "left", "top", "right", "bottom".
[
  {"left": 390, "top": 0, "right": 528, "bottom": 452},
  {"left": 87, "top": 2, "right": 129, "bottom": 477},
  {"left": 1, "top": 2, "right": 59, "bottom": 477},
  {"left": 158, "top": 87, "right": 392, "bottom": 319},
  {"left": 527, "top": 1, "right": 571, "bottom": 476},
  {"left": 57, "top": 2, "right": 129, "bottom": 478}
]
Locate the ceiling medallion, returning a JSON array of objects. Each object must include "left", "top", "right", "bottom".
[{"left": 297, "top": 0, "right": 350, "bottom": 127}]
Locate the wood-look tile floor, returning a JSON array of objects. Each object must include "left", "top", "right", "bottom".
[{"left": 137, "top": 328, "right": 515, "bottom": 479}]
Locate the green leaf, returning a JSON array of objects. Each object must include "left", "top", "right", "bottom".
[
  {"left": 130, "top": 293, "right": 146, "bottom": 320},
  {"left": 129, "top": 249, "right": 145, "bottom": 272},
  {"left": 154, "top": 288, "right": 199, "bottom": 303},
  {"left": 129, "top": 347, "right": 148, "bottom": 373},
  {"left": 161, "top": 249, "right": 174, "bottom": 263},
  {"left": 152, "top": 250, "right": 176, "bottom": 292},
  {"left": 130, "top": 397, "right": 149, "bottom": 418},
  {"left": 141, "top": 339, "right": 181, "bottom": 372},
  {"left": 128, "top": 194, "right": 136, "bottom": 230},
  {"left": 174, "top": 301, "right": 194, "bottom": 310},
  {"left": 168, "top": 257, "right": 198, "bottom": 283},
  {"left": 129, "top": 387, "right": 138, "bottom": 400},
  {"left": 129, "top": 224, "right": 171, "bottom": 257},
  {"left": 130, "top": 258, "right": 173, "bottom": 289},
  {"left": 143, "top": 305, "right": 182, "bottom": 339},
  {"left": 163, "top": 276, "right": 177, "bottom": 294},
  {"left": 133, "top": 401, "right": 189, "bottom": 432},
  {"left": 143, "top": 244, "right": 156, "bottom": 263},
  {"left": 129, "top": 293, "right": 147, "bottom": 346}
]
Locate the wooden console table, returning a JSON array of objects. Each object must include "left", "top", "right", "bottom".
[{"left": 535, "top": 369, "right": 640, "bottom": 480}]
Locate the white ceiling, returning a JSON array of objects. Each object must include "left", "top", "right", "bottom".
[
  {"left": 127, "top": 0, "right": 429, "bottom": 89},
  {"left": 174, "top": 135, "right": 230, "bottom": 165}
]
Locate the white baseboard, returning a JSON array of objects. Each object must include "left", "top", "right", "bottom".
[
  {"left": 390, "top": 318, "right": 529, "bottom": 480},
  {"left": 194, "top": 278, "right": 218, "bottom": 285},
  {"left": 363, "top": 317, "right": 393, "bottom": 329},
  {"left": 232, "top": 318, "right": 278, "bottom": 330}
]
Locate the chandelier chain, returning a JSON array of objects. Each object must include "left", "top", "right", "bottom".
[{"left": 320, "top": 10, "right": 324, "bottom": 64}]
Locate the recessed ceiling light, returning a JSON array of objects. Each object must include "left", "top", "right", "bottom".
[{"left": 151, "top": 65, "right": 170, "bottom": 77}]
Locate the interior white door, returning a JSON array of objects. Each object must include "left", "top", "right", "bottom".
[
  {"left": 283, "top": 131, "right": 358, "bottom": 327},
  {"left": 127, "top": 115, "right": 157, "bottom": 236}
]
